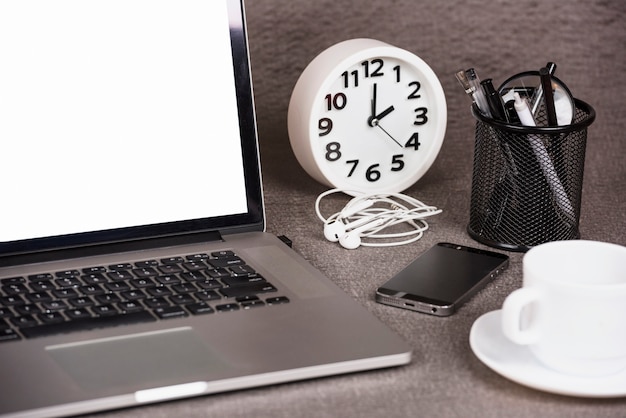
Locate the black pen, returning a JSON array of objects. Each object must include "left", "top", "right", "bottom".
[
  {"left": 481, "top": 78, "right": 506, "bottom": 122},
  {"left": 540, "top": 67, "right": 558, "bottom": 126}
]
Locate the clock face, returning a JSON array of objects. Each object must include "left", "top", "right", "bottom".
[{"left": 309, "top": 53, "right": 446, "bottom": 194}]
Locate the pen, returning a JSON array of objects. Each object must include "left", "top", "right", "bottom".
[
  {"left": 464, "top": 68, "right": 492, "bottom": 118},
  {"left": 481, "top": 78, "right": 506, "bottom": 122},
  {"left": 531, "top": 62, "right": 556, "bottom": 115},
  {"left": 540, "top": 67, "right": 558, "bottom": 126}
]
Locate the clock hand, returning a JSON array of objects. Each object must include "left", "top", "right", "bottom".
[
  {"left": 368, "top": 83, "right": 378, "bottom": 126},
  {"left": 373, "top": 105, "right": 395, "bottom": 122},
  {"left": 374, "top": 121, "right": 403, "bottom": 148},
  {"left": 368, "top": 105, "right": 396, "bottom": 127}
]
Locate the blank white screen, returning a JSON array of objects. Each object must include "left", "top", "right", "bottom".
[{"left": 0, "top": 0, "right": 248, "bottom": 242}]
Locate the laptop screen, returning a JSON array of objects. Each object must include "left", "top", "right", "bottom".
[{"left": 0, "top": 0, "right": 263, "bottom": 256}]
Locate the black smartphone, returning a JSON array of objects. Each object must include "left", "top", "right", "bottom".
[{"left": 375, "top": 243, "right": 509, "bottom": 316}]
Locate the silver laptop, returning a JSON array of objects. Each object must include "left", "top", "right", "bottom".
[{"left": 0, "top": 1, "right": 411, "bottom": 416}]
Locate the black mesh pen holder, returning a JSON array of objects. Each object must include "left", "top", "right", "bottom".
[{"left": 468, "top": 99, "right": 595, "bottom": 252}]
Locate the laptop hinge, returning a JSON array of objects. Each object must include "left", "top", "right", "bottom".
[{"left": 0, "top": 231, "right": 223, "bottom": 268}]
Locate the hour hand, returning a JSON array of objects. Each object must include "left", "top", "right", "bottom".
[{"left": 369, "top": 105, "right": 395, "bottom": 127}]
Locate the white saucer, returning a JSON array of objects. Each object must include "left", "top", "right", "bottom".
[{"left": 469, "top": 310, "right": 626, "bottom": 398}]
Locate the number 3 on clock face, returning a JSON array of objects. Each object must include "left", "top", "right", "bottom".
[{"left": 288, "top": 39, "right": 447, "bottom": 195}]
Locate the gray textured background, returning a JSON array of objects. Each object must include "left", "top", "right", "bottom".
[{"left": 93, "top": 0, "right": 626, "bottom": 416}]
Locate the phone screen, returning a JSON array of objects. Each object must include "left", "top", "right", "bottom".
[{"left": 376, "top": 243, "right": 508, "bottom": 315}]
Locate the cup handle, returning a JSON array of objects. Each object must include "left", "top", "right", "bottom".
[{"left": 501, "top": 287, "right": 542, "bottom": 345}]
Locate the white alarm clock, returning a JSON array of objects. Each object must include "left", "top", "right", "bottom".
[{"left": 288, "top": 38, "right": 447, "bottom": 195}]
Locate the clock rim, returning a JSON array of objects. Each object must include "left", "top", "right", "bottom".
[{"left": 288, "top": 38, "right": 447, "bottom": 195}]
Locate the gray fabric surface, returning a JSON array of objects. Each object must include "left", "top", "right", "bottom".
[{"left": 93, "top": 0, "right": 626, "bottom": 416}]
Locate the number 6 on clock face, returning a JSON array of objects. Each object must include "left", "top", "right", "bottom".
[{"left": 288, "top": 38, "right": 447, "bottom": 195}]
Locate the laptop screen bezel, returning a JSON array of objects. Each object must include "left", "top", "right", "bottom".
[{"left": 0, "top": 0, "right": 264, "bottom": 259}]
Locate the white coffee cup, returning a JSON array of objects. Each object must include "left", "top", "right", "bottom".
[{"left": 501, "top": 240, "right": 626, "bottom": 377}]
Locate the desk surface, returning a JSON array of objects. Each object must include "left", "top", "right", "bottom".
[{"left": 92, "top": 1, "right": 626, "bottom": 416}]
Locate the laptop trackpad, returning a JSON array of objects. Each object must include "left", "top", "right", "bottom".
[{"left": 47, "top": 328, "right": 227, "bottom": 392}]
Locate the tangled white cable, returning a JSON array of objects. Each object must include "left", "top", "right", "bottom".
[{"left": 315, "top": 189, "right": 442, "bottom": 249}]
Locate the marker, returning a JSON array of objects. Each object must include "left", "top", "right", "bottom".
[
  {"left": 481, "top": 78, "right": 506, "bottom": 122},
  {"left": 513, "top": 92, "right": 536, "bottom": 126}
]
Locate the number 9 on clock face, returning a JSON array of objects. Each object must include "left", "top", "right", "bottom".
[{"left": 288, "top": 39, "right": 447, "bottom": 195}]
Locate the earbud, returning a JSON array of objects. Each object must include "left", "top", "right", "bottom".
[
  {"left": 338, "top": 218, "right": 386, "bottom": 249},
  {"left": 323, "top": 216, "right": 378, "bottom": 242}
]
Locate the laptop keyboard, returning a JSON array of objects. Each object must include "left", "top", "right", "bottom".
[{"left": 0, "top": 251, "right": 289, "bottom": 342}]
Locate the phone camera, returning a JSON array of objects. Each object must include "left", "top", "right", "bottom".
[{"left": 431, "top": 307, "right": 438, "bottom": 314}]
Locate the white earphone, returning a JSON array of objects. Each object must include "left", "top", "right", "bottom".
[{"left": 315, "top": 189, "right": 442, "bottom": 249}]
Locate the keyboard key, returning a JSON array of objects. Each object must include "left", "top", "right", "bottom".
[
  {"left": 216, "top": 303, "right": 239, "bottom": 312},
  {"left": 171, "top": 283, "right": 197, "bottom": 294},
  {"left": 15, "top": 304, "right": 42, "bottom": 316},
  {"left": 104, "top": 281, "right": 130, "bottom": 292},
  {"left": 182, "top": 261, "right": 207, "bottom": 272},
  {"left": 0, "top": 328, "right": 21, "bottom": 342},
  {"left": 147, "top": 287, "right": 172, "bottom": 297},
  {"left": 11, "top": 315, "right": 38, "bottom": 328},
  {"left": 117, "top": 301, "right": 144, "bottom": 313},
  {"left": 133, "top": 267, "right": 158, "bottom": 278},
  {"left": 26, "top": 292, "right": 52, "bottom": 303},
  {"left": 52, "top": 288, "right": 78, "bottom": 299},
  {"left": 241, "top": 300, "right": 265, "bottom": 309},
  {"left": 20, "top": 311, "right": 156, "bottom": 338},
  {"left": 266, "top": 296, "right": 290, "bottom": 305},
  {"left": 154, "top": 306, "right": 188, "bottom": 320},
  {"left": 229, "top": 265, "right": 256, "bottom": 276},
  {"left": 107, "top": 271, "right": 133, "bottom": 281},
  {"left": 55, "top": 277, "right": 81, "bottom": 288},
  {"left": 195, "top": 290, "right": 221, "bottom": 301},
  {"left": 80, "top": 284, "right": 105, "bottom": 296},
  {"left": 161, "top": 256, "right": 184, "bottom": 265},
  {"left": 95, "top": 294, "right": 122, "bottom": 304},
  {"left": 186, "top": 253, "right": 208, "bottom": 261},
  {"left": 222, "top": 276, "right": 266, "bottom": 287},
  {"left": 108, "top": 263, "right": 132, "bottom": 271},
  {"left": 186, "top": 302, "right": 214, "bottom": 315},
  {"left": 92, "top": 304, "right": 118, "bottom": 316},
  {"left": 211, "top": 250, "right": 235, "bottom": 258},
  {"left": 38, "top": 312, "right": 65, "bottom": 324},
  {"left": 55, "top": 270, "right": 80, "bottom": 279},
  {"left": 135, "top": 260, "right": 158, "bottom": 268},
  {"left": 66, "top": 308, "right": 93, "bottom": 320},
  {"left": 169, "top": 294, "right": 195, "bottom": 305},
  {"left": 122, "top": 289, "right": 146, "bottom": 301},
  {"left": 158, "top": 264, "right": 183, "bottom": 274},
  {"left": 70, "top": 296, "right": 95, "bottom": 308},
  {"left": 220, "top": 283, "right": 277, "bottom": 299},
  {"left": 156, "top": 275, "right": 181, "bottom": 285},
  {"left": 2, "top": 283, "right": 28, "bottom": 295},
  {"left": 207, "top": 256, "right": 244, "bottom": 269},
  {"left": 28, "top": 273, "right": 53, "bottom": 281},
  {"left": 82, "top": 266, "right": 106, "bottom": 274},
  {"left": 42, "top": 300, "right": 68, "bottom": 311},
  {"left": 82, "top": 273, "right": 107, "bottom": 284},
  {"left": 131, "top": 278, "right": 156, "bottom": 288},
  {"left": 30, "top": 280, "right": 55, "bottom": 292},
  {"left": 0, "top": 294, "right": 26, "bottom": 306},
  {"left": 144, "top": 297, "right": 170, "bottom": 309}
]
